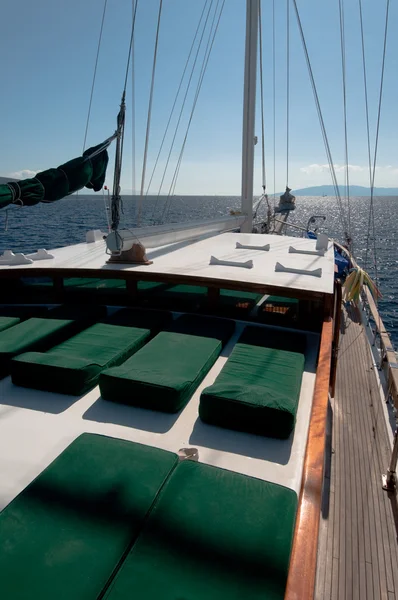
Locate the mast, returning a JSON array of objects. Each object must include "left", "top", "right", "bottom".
[{"left": 240, "top": 0, "right": 259, "bottom": 233}]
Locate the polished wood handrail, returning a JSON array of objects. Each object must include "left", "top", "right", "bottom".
[
  {"left": 284, "top": 317, "right": 333, "bottom": 600},
  {"left": 363, "top": 286, "right": 398, "bottom": 409}
]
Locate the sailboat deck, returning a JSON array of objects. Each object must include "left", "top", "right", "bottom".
[{"left": 315, "top": 304, "right": 398, "bottom": 600}]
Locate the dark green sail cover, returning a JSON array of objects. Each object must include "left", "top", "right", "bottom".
[{"left": 0, "top": 141, "right": 109, "bottom": 210}]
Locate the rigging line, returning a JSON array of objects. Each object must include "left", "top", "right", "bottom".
[
  {"left": 165, "top": 0, "right": 225, "bottom": 216},
  {"left": 338, "top": 0, "right": 351, "bottom": 241},
  {"left": 286, "top": 0, "right": 290, "bottom": 188},
  {"left": 292, "top": 0, "right": 349, "bottom": 240},
  {"left": 123, "top": 0, "right": 139, "bottom": 94},
  {"left": 131, "top": 0, "right": 136, "bottom": 198},
  {"left": 358, "top": 0, "right": 373, "bottom": 271},
  {"left": 157, "top": 0, "right": 217, "bottom": 222},
  {"left": 368, "top": 0, "right": 390, "bottom": 294},
  {"left": 148, "top": 0, "right": 210, "bottom": 220},
  {"left": 137, "top": 0, "right": 163, "bottom": 226},
  {"left": 82, "top": 0, "right": 108, "bottom": 152},
  {"left": 273, "top": 0, "right": 276, "bottom": 208},
  {"left": 258, "top": 0, "right": 266, "bottom": 193}
]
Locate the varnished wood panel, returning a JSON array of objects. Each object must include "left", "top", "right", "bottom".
[{"left": 285, "top": 317, "right": 333, "bottom": 600}]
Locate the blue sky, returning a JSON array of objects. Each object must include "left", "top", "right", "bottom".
[{"left": 1, "top": 0, "right": 397, "bottom": 195}]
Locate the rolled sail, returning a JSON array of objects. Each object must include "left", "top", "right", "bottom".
[{"left": 0, "top": 141, "right": 109, "bottom": 210}]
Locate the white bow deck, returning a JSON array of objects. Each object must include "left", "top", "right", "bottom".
[{"left": 0, "top": 232, "right": 335, "bottom": 296}]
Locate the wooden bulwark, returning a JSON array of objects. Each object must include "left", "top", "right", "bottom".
[
  {"left": 285, "top": 317, "right": 333, "bottom": 600},
  {"left": 315, "top": 304, "right": 398, "bottom": 600}
]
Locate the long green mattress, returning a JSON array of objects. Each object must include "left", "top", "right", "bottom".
[
  {"left": 99, "top": 315, "right": 234, "bottom": 413},
  {"left": 104, "top": 460, "right": 298, "bottom": 600},
  {"left": 11, "top": 322, "right": 151, "bottom": 395},
  {"left": 0, "top": 316, "right": 90, "bottom": 379},
  {"left": 0, "top": 433, "right": 178, "bottom": 600},
  {"left": 199, "top": 326, "right": 306, "bottom": 439},
  {"left": 0, "top": 316, "right": 20, "bottom": 333}
]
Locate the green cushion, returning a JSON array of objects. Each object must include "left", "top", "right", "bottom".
[
  {"left": 199, "top": 327, "right": 305, "bottom": 439},
  {"left": 0, "top": 433, "right": 178, "bottom": 600},
  {"left": 100, "top": 315, "right": 234, "bottom": 412},
  {"left": 0, "top": 316, "right": 20, "bottom": 333},
  {"left": 104, "top": 461, "right": 298, "bottom": 600},
  {"left": 0, "top": 317, "right": 85, "bottom": 379},
  {"left": 11, "top": 323, "right": 151, "bottom": 395},
  {"left": 100, "top": 332, "right": 221, "bottom": 413}
]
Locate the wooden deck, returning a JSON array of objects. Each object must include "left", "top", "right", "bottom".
[{"left": 315, "top": 304, "right": 398, "bottom": 600}]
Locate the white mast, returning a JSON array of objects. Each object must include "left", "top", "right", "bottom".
[{"left": 240, "top": 0, "right": 259, "bottom": 233}]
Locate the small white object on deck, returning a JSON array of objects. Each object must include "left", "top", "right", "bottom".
[
  {"left": 288, "top": 246, "right": 325, "bottom": 257},
  {"left": 210, "top": 256, "right": 254, "bottom": 269},
  {"left": 236, "top": 242, "right": 270, "bottom": 251},
  {"left": 0, "top": 250, "right": 33, "bottom": 265},
  {"left": 316, "top": 233, "right": 329, "bottom": 251},
  {"left": 275, "top": 262, "right": 322, "bottom": 278},
  {"left": 27, "top": 249, "right": 54, "bottom": 261},
  {"left": 86, "top": 230, "right": 106, "bottom": 243}
]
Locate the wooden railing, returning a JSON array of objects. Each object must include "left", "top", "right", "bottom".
[
  {"left": 362, "top": 286, "right": 398, "bottom": 492},
  {"left": 362, "top": 286, "right": 398, "bottom": 410}
]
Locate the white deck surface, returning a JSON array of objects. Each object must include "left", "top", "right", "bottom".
[
  {"left": 0, "top": 319, "right": 319, "bottom": 511},
  {"left": 0, "top": 232, "right": 335, "bottom": 295}
]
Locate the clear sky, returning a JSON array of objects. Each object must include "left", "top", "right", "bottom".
[{"left": 1, "top": 0, "right": 397, "bottom": 195}]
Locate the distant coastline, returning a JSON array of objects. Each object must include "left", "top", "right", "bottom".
[{"left": 1, "top": 177, "right": 397, "bottom": 197}]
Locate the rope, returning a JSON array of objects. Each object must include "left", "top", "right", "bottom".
[
  {"left": 148, "top": 0, "right": 210, "bottom": 221},
  {"left": 131, "top": 0, "right": 137, "bottom": 198},
  {"left": 137, "top": 0, "right": 163, "bottom": 226},
  {"left": 110, "top": 96, "right": 126, "bottom": 232},
  {"left": 82, "top": 0, "right": 108, "bottom": 153},
  {"left": 123, "top": 0, "right": 139, "bottom": 94},
  {"left": 292, "top": 0, "right": 349, "bottom": 243},
  {"left": 258, "top": 0, "right": 267, "bottom": 194},
  {"left": 109, "top": 0, "right": 139, "bottom": 235},
  {"left": 162, "top": 0, "right": 225, "bottom": 222},
  {"left": 286, "top": 0, "right": 290, "bottom": 188},
  {"left": 157, "top": 0, "right": 215, "bottom": 217},
  {"left": 272, "top": 0, "right": 276, "bottom": 208},
  {"left": 366, "top": 0, "right": 390, "bottom": 292},
  {"left": 358, "top": 0, "right": 373, "bottom": 267},
  {"left": 164, "top": 0, "right": 223, "bottom": 211},
  {"left": 338, "top": 0, "right": 351, "bottom": 241}
]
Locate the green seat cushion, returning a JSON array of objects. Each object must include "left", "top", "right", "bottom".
[
  {"left": 104, "top": 461, "right": 298, "bottom": 600},
  {"left": 0, "top": 317, "right": 86, "bottom": 379},
  {"left": 11, "top": 323, "right": 151, "bottom": 395},
  {"left": 100, "top": 332, "right": 221, "bottom": 413},
  {"left": 0, "top": 433, "right": 178, "bottom": 600},
  {"left": 0, "top": 316, "right": 20, "bottom": 332},
  {"left": 199, "top": 327, "right": 305, "bottom": 438}
]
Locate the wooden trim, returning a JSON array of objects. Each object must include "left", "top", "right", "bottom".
[
  {"left": 0, "top": 267, "right": 331, "bottom": 303},
  {"left": 330, "top": 281, "right": 342, "bottom": 397},
  {"left": 284, "top": 317, "right": 333, "bottom": 600},
  {"left": 363, "top": 286, "right": 398, "bottom": 409}
]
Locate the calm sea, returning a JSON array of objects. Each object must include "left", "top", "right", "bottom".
[{"left": 1, "top": 194, "right": 397, "bottom": 345}]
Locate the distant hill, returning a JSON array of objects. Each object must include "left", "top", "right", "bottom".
[
  {"left": 291, "top": 185, "right": 398, "bottom": 197},
  {"left": 0, "top": 176, "right": 17, "bottom": 184}
]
